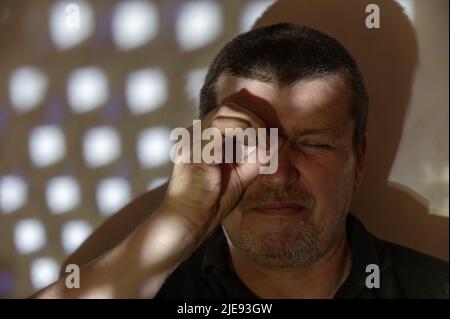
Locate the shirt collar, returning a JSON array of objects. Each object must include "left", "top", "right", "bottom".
[
  {"left": 334, "top": 213, "right": 386, "bottom": 298},
  {"left": 201, "top": 225, "right": 230, "bottom": 277}
]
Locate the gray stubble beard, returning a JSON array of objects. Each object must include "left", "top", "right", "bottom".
[
  {"left": 224, "top": 187, "right": 348, "bottom": 268},
  {"left": 227, "top": 214, "right": 327, "bottom": 268}
]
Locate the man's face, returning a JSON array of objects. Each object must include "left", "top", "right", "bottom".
[{"left": 216, "top": 73, "right": 366, "bottom": 268}]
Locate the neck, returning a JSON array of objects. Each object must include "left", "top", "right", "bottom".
[{"left": 229, "top": 231, "right": 352, "bottom": 299}]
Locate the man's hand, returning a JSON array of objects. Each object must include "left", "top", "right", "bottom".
[{"left": 163, "top": 103, "right": 266, "bottom": 241}]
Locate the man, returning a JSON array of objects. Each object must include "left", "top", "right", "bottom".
[{"left": 33, "top": 23, "right": 448, "bottom": 299}]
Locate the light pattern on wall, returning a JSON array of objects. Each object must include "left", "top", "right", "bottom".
[{"left": 0, "top": 0, "right": 275, "bottom": 298}]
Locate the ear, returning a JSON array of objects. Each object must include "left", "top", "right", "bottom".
[{"left": 353, "top": 134, "right": 368, "bottom": 189}]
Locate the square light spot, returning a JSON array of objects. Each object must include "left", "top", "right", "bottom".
[
  {"left": 96, "top": 177, "right": 131, "bottom": 216},
  {"left": 176, "top": 1, "right": 222, "bottom": 51},
  {"left": 46, "top": 176, "right": 80, "bottom": 214},
  {"left": 29, "top": 126, "right": 66, "bottom": 167},
  {"left": 112, "top": 1, "right": 158, "bottom": 50},
  {"left": 0, "top": 175, "right": 27, "bottom": 214},
  {"left": 49, "top": 1, "right": 94, "bottom": 50},
  {"left": 9, "top": 67, "right": 48, "bottom": 112},
  {"left": 83, "top": 127, "right": 121, "bottom": 167},
  {"left": 67, "top": 67, "right": 109, "bottom": 113},
  {"left": 126, "top": 69, "right": 167, "bottom": 114},
  {"left": 137, "top": 127, "right": 171, "bottom": 168},
  {"left": 14, "top": 219, "right": 46, "bottom": 254},
  {"left": 61, "top": 220, "right": 92, "bottom": 254},
  {"left": 30, "top": 258, "right": 59, "bottom": 290}
]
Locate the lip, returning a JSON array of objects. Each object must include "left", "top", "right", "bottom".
[{"left": 250, "top": 202, "right": 307, "bottom": 215}]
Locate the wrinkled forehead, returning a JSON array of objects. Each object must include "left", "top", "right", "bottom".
[{"left": 215, "top": 73, "right": 353, "bottom": 138}]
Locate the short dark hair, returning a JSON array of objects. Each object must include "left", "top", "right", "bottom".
[{"left": 199, "top": 23, "right": 369, "bottom": 149}]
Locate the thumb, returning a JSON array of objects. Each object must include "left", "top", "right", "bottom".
[{"left": 233, "top": 146, "right": 261, "bottom": 189}]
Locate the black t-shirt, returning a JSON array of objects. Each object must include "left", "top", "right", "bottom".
[{"left": 156, "top": 214, "right": 448, "bottom": 298}]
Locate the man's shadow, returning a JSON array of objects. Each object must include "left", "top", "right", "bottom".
[{"left": 254, "top": 0, "right": 448, "bottom": 260}]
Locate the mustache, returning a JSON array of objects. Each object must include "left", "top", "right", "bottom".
[{"left": 239, "top": 187, "right": 316, "bottom": 211}]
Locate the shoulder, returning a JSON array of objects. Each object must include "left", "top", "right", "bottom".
[{"left": 374, "top": 237, "right": 449, "bottom": 298}]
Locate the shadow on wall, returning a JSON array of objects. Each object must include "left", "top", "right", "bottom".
[{"left": 254, "top": 0, "right": 448, "bottom": 260}]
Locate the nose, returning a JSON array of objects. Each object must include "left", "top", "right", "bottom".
[{"left": 260, "top": 140, "right": 299, "bottom": 188}]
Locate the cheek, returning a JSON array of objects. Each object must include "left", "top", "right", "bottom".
[
  {"left": 222, "top": 207, "right": 242, "bottom": 233},
  {"left": 292, "top": 151, "right": 355, "bottom": 206}
]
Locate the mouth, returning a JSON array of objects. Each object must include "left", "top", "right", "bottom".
[{"left": 250, "top": 201, "right": 309, "bottom": 216}]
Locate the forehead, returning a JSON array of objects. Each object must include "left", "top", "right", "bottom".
[{"left": 215, "top": 73, "right": 353, "bottom": 138}]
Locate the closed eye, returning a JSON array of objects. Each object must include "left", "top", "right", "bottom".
[{"left": 299, "top": 143, "right": 331, "bottom": 149}]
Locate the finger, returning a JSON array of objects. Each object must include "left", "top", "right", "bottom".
[
  {"left": 209, "top": 116, "right": 250, "bottom": 133},
  {"left": 233, "top": 148, "right": 261, "bottom": 189},
  {"left": 212, "top": 103, "right": 266, "bottom": 131},
  {"left": 207, "top": 117, "right": 250, "bottom": 164}
]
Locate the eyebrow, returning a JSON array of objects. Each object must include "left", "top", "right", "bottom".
[{"left": 292, "top": 128, "right": 343, "bottom": 138}]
